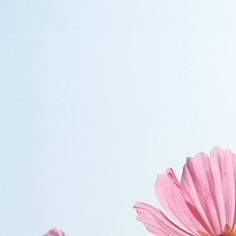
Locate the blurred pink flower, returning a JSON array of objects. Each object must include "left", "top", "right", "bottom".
[
  {"left": 44, "top": 227, "right": 65, "bottom": 236},
  {"left": 134, "top": 147, "right": 236, "bottom": 236}
]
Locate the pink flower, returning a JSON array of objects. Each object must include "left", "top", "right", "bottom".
[
  {"left": 44, "top": 227, "right": 65, "bottom": 236},
  {"left": 134, "top": 147, "right": 236, "bottom": 236}
]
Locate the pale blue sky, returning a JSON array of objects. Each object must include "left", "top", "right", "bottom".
[{"left": 1, "top": 1, "right": 236, "bottom": 236}]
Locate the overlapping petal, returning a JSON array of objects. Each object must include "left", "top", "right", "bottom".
[
  {"left": 134, "top": 202, "right": 194, "bottom": 236},
  {"left": 155, "top": 169, "right": 209, "bottom": 235},
  {"left": 135, "top": 147, "right": 236, "bottom": 236}
]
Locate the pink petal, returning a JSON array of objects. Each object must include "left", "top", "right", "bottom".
[
  {"left": 180, "top": 152, "right": 220, "bottom": 235},
  {"left": 210, "top": 147, "right": 236, "bottom": 230},
  {"left": 166, "top": 168, "right": 179, "bottom": 185},
  {"left": 44, "top": 227, "right": 65, "bottom": 236},
  {"left": 180, "top": 147, "right": 236, "bottom": 235},
  {"left": 135, "top": 146, "right": 236, "bottom": 236},
  {"left": 155, "top": 170, "right": 208, "bottom": 235},
  {"left": 134, "top": 202, "right": 194, "bottom": 236}
]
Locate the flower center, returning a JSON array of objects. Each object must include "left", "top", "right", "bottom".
[
  {"left": 198, "top": 225, "right": 236, "bottom": 236},
  {"left": 220, "top": 225, "right": 236, "bottom": 236}
]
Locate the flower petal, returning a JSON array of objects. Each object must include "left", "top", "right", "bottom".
[
  {"left": 134, "top": 202, "right": 194, "bottom": 236},
  {"left": 210, "top": 147, "right": 236, "bottom": 230},
  {"left": 180, "top": 147, "right": 236, "bottom": 235},
  {"left": 155, "top": 170, "right": 208, "bottom": 235}
]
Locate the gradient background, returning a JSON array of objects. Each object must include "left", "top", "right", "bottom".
[{"left": 1, "top": 1, "right": 236, "bottom": 235}]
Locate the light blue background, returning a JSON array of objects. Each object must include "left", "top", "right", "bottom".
[{"left": 1, "top": 0, "right": 236, "bottom": 235}]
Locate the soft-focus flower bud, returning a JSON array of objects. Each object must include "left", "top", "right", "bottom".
[{"left": 44, "top": 227, "right": 65, "bottom": 236}]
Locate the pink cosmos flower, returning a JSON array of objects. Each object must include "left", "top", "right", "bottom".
[
  {"left": 134, "top": 147, "right": 236, "bottom": 236},
  {"left": 44, "top": 227, "right": 65, "bottom": 236}
]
